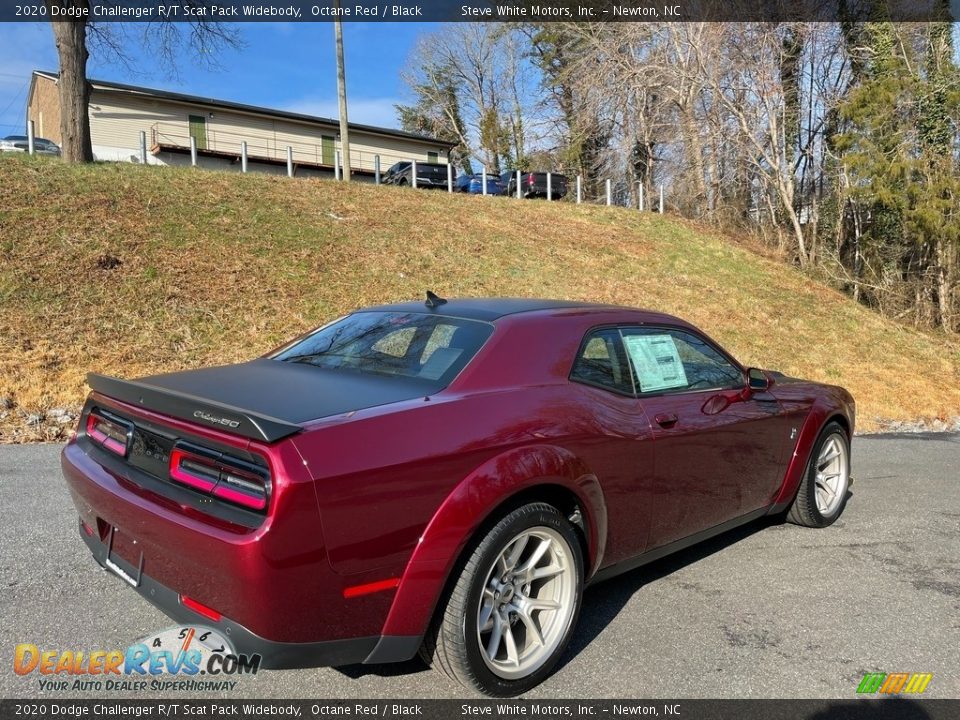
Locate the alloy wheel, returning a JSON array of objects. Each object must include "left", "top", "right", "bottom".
[
  {"left": 814, "top": 433, "right": 849, "bottom": 516},
  {"left": 476, "top": 526, "right": 576, "bottom": 680}
]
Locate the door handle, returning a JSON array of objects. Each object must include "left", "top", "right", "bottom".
[{"left": 655, "top": 413, "right": 678, "bottom": 428}]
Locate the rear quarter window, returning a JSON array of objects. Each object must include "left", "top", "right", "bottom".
[{"left": 570, "top": 329, "right": 634, "bottom": 395}]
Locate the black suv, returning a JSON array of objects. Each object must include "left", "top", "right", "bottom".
[
  {"left": 383, "top": 161, "right": 453, "bottom": 189},
  {"left": 500, "top": 171, "right": 568, "bottom": 200}
]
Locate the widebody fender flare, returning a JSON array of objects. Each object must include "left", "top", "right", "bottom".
[
  {"left": 378, "top": 444, "right": 607, "bottom": 639},
  {"left": 769, "top": 394, "right": 854, "bottom": 511}
]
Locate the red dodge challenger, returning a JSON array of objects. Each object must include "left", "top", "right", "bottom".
[{"left": 62, "top": 295, "right": 854, "bottom": 696}]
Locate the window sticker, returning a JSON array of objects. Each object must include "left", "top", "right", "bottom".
[{"left": 623, "top": 334, "right": 688, "bottom": 392}]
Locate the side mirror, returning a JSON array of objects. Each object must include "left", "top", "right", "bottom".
[{"left": 747, "top": 368, "right": 771, "bottom": 392}]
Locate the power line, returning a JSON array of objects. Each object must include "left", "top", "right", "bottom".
[{"left": 0, "top": 80, "right": 29, "bottom": 132}]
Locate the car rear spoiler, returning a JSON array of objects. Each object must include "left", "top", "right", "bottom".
[{"left": 86, "top": 373, "right": 302, "bottom": 443}]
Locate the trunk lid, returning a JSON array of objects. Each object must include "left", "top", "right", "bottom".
[{"left": 89, "top": 358, "right": 437, "bottom": 442}]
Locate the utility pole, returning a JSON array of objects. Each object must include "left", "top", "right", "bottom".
[{"left": 334, "top": 10, "right": 351, "bottom": 181}]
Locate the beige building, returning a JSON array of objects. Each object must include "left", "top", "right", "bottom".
[{"left": 26, "top": 70, "right": 454, "bottom": 180}]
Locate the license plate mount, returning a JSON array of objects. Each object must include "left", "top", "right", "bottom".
[{"left": 105, "top": 525, "right": 144, "bottom": 588}]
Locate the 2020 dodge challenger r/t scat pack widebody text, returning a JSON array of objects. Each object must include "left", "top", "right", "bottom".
[{"left": 62, "top": 296, "right": 854, "bottom": 696}]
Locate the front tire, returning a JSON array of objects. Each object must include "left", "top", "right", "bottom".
[
  {"left": 422, "top": 502, "right": 584, "bottom": 696},
  {"left": 787, "top": 421, "right": 851, "bottom": 527}
]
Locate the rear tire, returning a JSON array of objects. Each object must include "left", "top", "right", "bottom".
[
  {"left": 421, "top": 502, "right": 583, "bottom": 697},
  {"left": 787, "top": 421, "right": 851, "bottom": 528}
]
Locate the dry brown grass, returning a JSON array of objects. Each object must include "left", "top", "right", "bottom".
[{"left": 2, "top": 153, "right": 958, "bottom": 441}]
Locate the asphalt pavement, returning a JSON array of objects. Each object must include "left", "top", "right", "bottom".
[{"left": 1, "top": 435, "right": 957, "bottom": 699}]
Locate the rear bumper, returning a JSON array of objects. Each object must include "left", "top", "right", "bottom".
[
  {"left": 62, "top": 440, "right": 421, "bottom": 667},
  {"left": 77, "top": 523, "right": 401, "bottom": 668}
]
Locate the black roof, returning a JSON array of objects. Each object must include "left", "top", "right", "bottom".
[
  {"left": 33, "top": 70, "right": 456, "bottom": 149},
  {"left": 360, "top": 298, "right": 616, "bottom": 322}
]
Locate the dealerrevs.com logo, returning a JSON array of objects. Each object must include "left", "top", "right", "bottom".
[{"left": 14, "top": 625, "right": 260, "bottom": 692}]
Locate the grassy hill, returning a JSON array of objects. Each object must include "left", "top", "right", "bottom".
[{"left": 2, "top": 153, "right": 958, "bottom": 441}]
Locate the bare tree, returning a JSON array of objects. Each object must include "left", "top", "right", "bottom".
[
  {"left": 45, "top": 0, "right": 241, "bottom": 163},
  {"left": 399, "top": 24, "right": 541, "bottom": 173},
  {"left": 695, "top": 24, "right": 812, "bottom": 264}
]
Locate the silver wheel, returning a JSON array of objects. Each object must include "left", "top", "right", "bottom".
[
  {"left": 814, "top": 433, "right": 849, "bottom": 516},
  {"left": 476, "top": 526, "right": 576, "bottom": 680}
]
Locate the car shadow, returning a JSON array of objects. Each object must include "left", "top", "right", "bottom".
[
  {"left": 805, "top": 698, "right": 933, "bottom": 720},
  {"left": 553, "top": 514, "right": 781, "bottom": 673},
  {"left": 335, "top": 655, "right": 429, "bottom": 679},
  {"left": 334, "top": 513, "right": 785, "bottom": 682}
]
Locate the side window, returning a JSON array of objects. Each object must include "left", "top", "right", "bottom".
[
  {"left": 570, "top": 329, "right": 633, "bottom": 395},
  {"left": 621, "top": 327, "right": 743, "bottom": 394}
]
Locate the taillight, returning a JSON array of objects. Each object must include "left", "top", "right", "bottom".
[
  {"left": 528, "top": 173, "right": 535, "bottom": 185},
  {"left": 213, "top": 470, "right": 268, "bottom": 509},
  {"left": 86, "top": 409, "right": 132, "bottom": 457},
  {"left": 169, "top": 448, "right": 219, "bottom": 492},
  {"left": 168, "top": 442, "right": 269, "bottom": 512}
]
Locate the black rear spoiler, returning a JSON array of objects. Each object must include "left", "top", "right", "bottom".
[{"left": 87, "top": 373, "right": 302, "bottom": 443}]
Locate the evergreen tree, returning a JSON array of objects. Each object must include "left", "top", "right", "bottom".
[{"left": 835, "top": 4, "right": 959, "bottom": 328}]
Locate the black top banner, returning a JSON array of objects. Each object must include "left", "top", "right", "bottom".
[{"left": 3, "top": 0, "right": 959, "bottom": 23}]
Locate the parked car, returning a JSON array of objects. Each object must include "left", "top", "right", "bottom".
[
  {"left": 382, "top": 160, "right": 453, "bottom": 189},
  {"left": 501, "top": 171, "right": 568, "bottom": 199},
  {"left": 63, "top": 294, "right": 854, "bottom": 696},
  {"left": 455, "top": 172, "right": 505, "bottom": 195},
  {"left": 0, "top": 135, "right": 61, "bottom": 156}
]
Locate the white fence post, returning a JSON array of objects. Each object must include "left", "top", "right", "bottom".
[
  {"left": 482, "top": 164, "right": 487, "bottom": 195},
  {"left": 27, "top": 120, "right": 35, "bottom": 155},
  {"left": 659, "top": 183, "right": 664, "bottom": 214},
  {"left": 374, "top": 155, "right": 381, "bottom": 185},
  {"left": 638, "top": 182, "right": 644, "bottom": 211},
  {"left": 447, "top": 162, "right": 453, "bottom": 193},
  {"left": 576, "top": 175, "right": 582, "bottom": 204},
  {"left": 335, "top": 150, "right": 341, "bottom": 180},
  {"left": 411, "top": 159, "right": 417, "bottom": 189},
  {"left": 286, "top": 146, "right": 293, "bottom": 178},
  {"left": 139, "top": 130, "right": 147, "bottom": 165},
  {"left": 516, "top": 170, "right": 521, "bottom": 199},
  {"left": 241, "top": 141, "right": 248, "bottom": 173},
  {"left": 190, "top": 136, "right": 198, "bottom": 167},
  {"left": 606, "top": 179, "right": 612, "bottom": 206},
  {"left": 547, "top": 172, "right": 552, "bottom": 201}
]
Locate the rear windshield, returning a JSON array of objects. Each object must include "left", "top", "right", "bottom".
[{"left": 271, "top": 312, "right": 493, "bottom": 385}]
